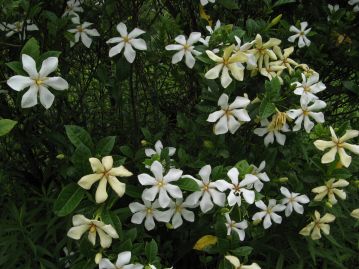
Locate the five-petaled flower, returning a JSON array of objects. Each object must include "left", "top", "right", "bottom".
[
  {"left": 280, "top": 186, "right": 310, "bottom": 217},
  {"left": 288, "top": 21, "right": 312, "bottom": 48},
  {"left": 7, "top": 54, "right": 68, "bottom": 109},
  {"left": 252, "top": 199, "right": 286, "bottom": 229},
  {"left": 207, "top": 93, "right": 251, "bottom": 135},
  {"left": 224, "top": 213, "right": 248, "bottom": 241},
  {"left": 313, "top": 127, "right": 359, "bottom": 167},
  {"left": 68, "top": 16, "right": 100, "bottom": 48},
  {"left": 311, "top": 178, "right": 349, "bottom": 205},
  {"left": 299, "top": 211, "right": 335, "bottom": 240},
  {"left": 99, "top": 251, "right": 143, "bottom": 269},
  {"left": 107, "top": 22, "right": 147, "bottom": 63},
  {"left": 67, "top": 214, "right": 119, "bottom": 248},
  {"left": 78, "top": 156, "right": 133, "bottom": 203}
]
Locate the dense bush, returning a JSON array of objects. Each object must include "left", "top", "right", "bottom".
[{"left": 0, "top": 0, "right": 358, "bottom": 268}]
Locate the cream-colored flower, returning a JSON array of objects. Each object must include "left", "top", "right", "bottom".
[
  {"left": 78, "top": 156, "right": 133, "bottom": 203},
  {"left": 67, "top": 214, "right": 119, "bottom": 248},
  {"left": 225, "top": 255, "right": 261, "bottom": 269},
  {"left": 312, "top": 178, "right": 349, "bottom": 204},
  {"left": 314, "top": 127, "right": 359, "bottom": 167},
  {"left": 259, "top": 54, "right": 286, "bottom": 83},
  {"left": 271, "top": 46, "right": 298, "bottom": 74},
  {"left": 350, "top": 208, "right": 359, "bottom": 219},
  {"left": 299, "top": 211, "right": 335, "bottom": 240},
  {"left": 205, "top": 45, "right": 247, "bottom": 88}
]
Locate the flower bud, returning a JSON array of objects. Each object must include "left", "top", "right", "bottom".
[
  {"left": 166, "top": 222, "right": 174, "bottom": 229},
  {"left": 203, "top": 140, "right": 214, "bottom": 149},
  {"left": 253, "top": 219, "right": 262, "bottom": 225},
  {"left": 270, "top": 14, "right": 282, "bottom": 26},
  {"left": 141, "top": 140, "right": 148, "bottom": 146},
  {"left": 56, "top": 153, "right": 65, "bottom": 159},
  {"left": 95, "top": 252, "right": 102, "bottom": 264},
  {"left": 325, "top": 201, "right": 333, "bottom": 208}
]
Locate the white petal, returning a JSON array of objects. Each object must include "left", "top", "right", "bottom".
[
  {"left": 172, "top": 212, "right": 183, "bottom": 229},
  {"left": 187, "top": 32, "right": 201, "bottom": 45},
  {"left": 39, "top": 57, "right": 58, "bottom": 78},
  {"left": 97, "top": 228, "right": 112, "bottom": 248},
  {"left": 128, "top": 28, "right": 145, "bottom": 38},
  {"left": 21, "top": 85, "right": 38, "bottom": 108},
  {"left": 131, "top": 38, "right": 147, "bottom": 50},
  {"left": 151, "top": 161, "right": 163, "bottom": 180},
  {"left": 116, "top": 251, "right": 131, "bottom": 267},
  {"left": 228, "top": 115, "right": 240, "bottom": 134},
  {"left": 116, "top": 22, "right": 128, "bottom": 36},
  {"left": 270, "top": 212, "right": 282, "bottom": 224},
  {"left": 44, "top": 77, "right": 68, "bottom": 90},
  {"left": 207, "top": 110, "right": 225, "bottom": 122},
  {"left": 7, "top": 75, "right": 33, "bottom": 91},
  {"left": 241, "top": 189, "right": 255, "bottom": 204},
  {"left": 138, "top": 174, "right": 156, "bottom": 185},
  {"left": 165, "top": 44, "right": 183, "bottom": 51},
  {"left": 78, "top": 173, "right": 102, "bottom": 189},
  {"left": 22, "top": 54, "right": 38, "bottom": 78},
  {"left": 321, "top": 147, "right": 337, "bottom": 164},
  {"left": 221, "top": 66, "right": 232, "bottom": 88},
  {"left": 109, "top": 42, "right": 125, "bottom": 57},
  {"left": 95, "top": 177, "right": 108, "bottom": 203},
  {"left": 131, "top": 211, "right": 146, "bottom": 224},
  {"left": 205, "top": 64, "right": 223, "bottom": 79},
  {"left": 174, "top": 35, "right": 186, "bottom": 45},
  {"left": 124, "top": 43, "right": 136, "bottom": 63},
  {"left": 108, "top": 176, "right": 126, "bottom": 197},
  {"left": 164, "top": 168, "right": 183, "bottom": 182},
  {"left": 185, "top": 51, "right": 196, "bottom": 69},
  {"left": 144, "top": 215, "right": 155, "bottom": 231},
  {"left": 81, "top": 32, "right": 93, "bottom": 48},
  {"left": 209, "top": 189, "right": 225, "bottom": 207},
  {"left": 99, "top": 258, "right": 116, "bottom": 269},
  {"left": 214, "top": 115, "right": 228, "bottom": 135},
  {"left": 263, "top": 214, "right": 272, "bottom": 229},
  {"left": 67, "top": 224, "right": 89, "bottom": 240},
  {"left": 166, "top": 184, "right": 183, "bottom": 199},
  {"left": 199, "top": 165, "right": 211, "bottom": 183},
  {"left": 142, "top": 186, "right": 159, "bottom": 201},
  {"left": 171, "top": 49, "right": 185, "bottom": 64},
  {"left": 129, "top": 202, "right": 146, "bottom": 213},
  {"left": 200, "top": 192, "right": 214, "bottom": 213}
]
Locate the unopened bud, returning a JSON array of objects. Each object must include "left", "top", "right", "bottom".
[
  {"left": 166, "top": 222, "right": 174, "bottom": 229},
  {"left": 325, "top": 201, "right": 333, "bottom": 208},
  {"left": 251, "top": 96, "right": 261, "bottom": 104},
  {"left": 95, "top": 252, "right": 102, "bottom": 264},
  {"left": 279, "top": 177, "right": 288, "bottom": 183},
  {"left": 141, "top": 140, "right": 148, "bottom": 146},
  {"left": 56, "top": 153, "right": 65, "bottom": 159},
  {"left": 203, "top": 140, "right": 214, "bottom": 149},
  {"left": 270, "top": 14, "right": 282, "bottom": 26},
  {"left": 335, "top": 161, "right": 343, "bottom": 169},
  {"left": 253, "top": 219, "right": 262, "bottom": 225},
  {"left": 220, "top": 208, "right": 230, "bottom": 214}
]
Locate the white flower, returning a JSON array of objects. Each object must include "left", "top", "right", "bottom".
[
  {"left": 167, "top": 198, "right": 196, "bottom": 229},
  {"left": 67, "top": 214, "right": 119, "bottom": 248},
  {"left": 67, "top": 16, "right": 100, "bottom": 48},
  {"left": 186, "top": 165, "right": 226, "bottom": 213},
  {"left": 313, "top": 126, "right": 359, "bottom": 167},
  {"left": 288, "top": 21, "right": 311, "bottom": 48},
  {"left": 253, "top": 117, "right": 290, "bottom": 147},
  {"left": 78, "top": 156, "right": 133, "bottom": 203},
  {"left": 145, "top": 140, "right": 176, "bottom": 157},
  {"left": 129, "top": 199, "right": 171, "bottom": 231},
  {"left": 351, "top": 208, "right": 359, "bottom": 219},
  {"left": 252, "top": 199, "right": 286, "bottom": 229},
  {"left": 138, "top": 161, "right": 183, "bottom": 208},
  {"left": 280, "top": 187, "right": 310, "bottom": 217},
  {"left": 234, "top": 36, "right": 256, "bottom": 68},
  {"left": 249, "top": 161, "right": 270, "bottom": 192},
  {"left": 224, "top": 213, "right": 248, "bottom": 241},
  {"left": 63, "top": 0, "right": 84, "bottom": 16},
  {"left": 328, "top": 4, "right": 340, "bottom": 20},
  {"left": 348, "top": 0, "right": 359, "bottom": 12},
  {"left": 247, "top": 34, "right": 281, "bottom": 70},
  {"left": 165, "top": 32, "right": 202, "bottom": 69},
  {"left": 216, "top": 167, "right": 257, "bottom": 207},
  {"left": 0, "top": 20, "right": 38, "bottom": 39},
  {"left": 207, "top": 93, "right": 251, "bottom": 135},
  {"left": 225, "top": 255, "right": 261, "bottom": 269},
  {"left": 291, "top": 73, "right": 326, "bottom": 105},
  {"left": 200, "top": 0, "right": 215, "bottom": 6},
  {"left": 205, "top": 45, "right": 248, "bottom": 88},
  {"left": 7, "top": 54, "right": 68, "bottom": 109},
  {"left": 299, "top": 211, "right": 335, "bottom": 240},
  {"left": 107, "top": 22, "right": 147, "bottom": 63},
  {"left": 287, "top": 99, "right": 326, "bottom": 133},
  {"left": 199, "top": 20, "right": 221, "bottom": 52},
  {"left": 311, "top": 178, "right": 349, "bottom": 205},
  {"left": 99, "top": 251, "right": 143, "bottom": 269},
  {"left": 271, "top": 46, "right": 298, "bottom": 74}
]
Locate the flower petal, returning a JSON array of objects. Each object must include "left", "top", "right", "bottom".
[
  {"left": 95, "top": 177, "right": 108, "bottom": 203},
  {"left": 22, "top": 54, "right": 38, "bottom": 78},
  {"left": 78, "top": 173, "right": 103, "bottom": 189},
  {"left": 21, "top": 85, "right": 38, "bottom": 108},
  {"left": 7, "top": 75, "right": 33, "bottom": 91},
  {"left": 39, "top": 86, "right": 55, "bottom": 109}
]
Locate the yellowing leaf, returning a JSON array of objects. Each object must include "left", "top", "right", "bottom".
[
  {"left": 193, "top": 235, "right": 218, "bottom": 250},
  {"left": 199, "top": 5, "right": 212, "bottom": 26}
]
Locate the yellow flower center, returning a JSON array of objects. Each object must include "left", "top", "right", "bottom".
[
  {"left": 303, "top": 110, "right": 309, "bottom": 116},
  {"left": 183, "top": 43, "right": 190, "bottom": 51},
  {"left": 123, "top": 36, "right": 130, "bottom": 43},
  {"left": 77, "top": 26, "right": 84, "bottom": 32},
  {"left": 300, "top": 31, "right": 305, "bottom": 36},
  {"left": 175, "top": 205, "right": 182, "bottom": 213},
  {"left": 146, "top": 208, "right": 153, "bottom": 215},
  {"left": 35, "top": 79, "right": 44, "bottom": 86},
  {"left": 157, "top": 179, "right": 165, "bottom": 188},
  {"left": 89, "top": 224, "right": 97, "bottom": 233},
  {"left": 202, "top": 184, "right": 210, "bottom": 191}
]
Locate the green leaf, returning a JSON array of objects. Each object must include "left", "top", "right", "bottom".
[
  {"left": 174, "top": 177, "right": 200, "bottom": 191},
  {"left": 265, "top": 77, "right": 281, "bottom": 100},
  {"left": 120, "top": 145, "right": 133, "bottom": 158},
  {"left": 258, "top": 98, "right": 276, "bottom": 119},
  {"left": 96, "top": 136, "right": 116, "bottom": 156},
  {"left": 145, "top": 239, "right": 158, "bottom": 262},
  {"left": 0, "top": 119, "right": 17, "bottom": 136},
  {"left": 65, "top": 125, "right": 94, "bottom": 149},
  {"left": 235, "top": 160, "right": 252, "bottom": 175},
  {"left": 71, "top": 143, "right": 92, "bottom": 166},
  {"left": 5, "top": 61, "right": 25, "bottom": 75},
  {"left": 39, "top": 51, "right": 62, "bottom": 62},
  {"left": 218, "top": 0, "right": 239, "bottom": 9},
  {"left": 230, "top": 246, "right": 253, "bottom": 257},
  {"left": 275, "top": 253, "right": 284, "bottom": 269},
  {"left": 21, "top": 37, "right": 40, "bottom": 60},
  {"left": 125, "top": 184, "right": 142, "bottom": 199},
  {"left": 273, "top": 0, "right": 296, "bottom": 8},
  {"left": 116, "top": 58, "right": 131, "bottom": 81},
  {"left": 53, "top": 184, "right": 84, "bottom": 216}
]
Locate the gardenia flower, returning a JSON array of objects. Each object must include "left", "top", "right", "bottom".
[
  {"left": 234, "top": 36, "right": 256, "bottom": 68},
  {"left": 199, "top": 20, "right": 221, "bottom": 47},
  {"left": 312, "top": 178, "right": 349, "bottom": 205},
  {"left": 252, "top": 199, "right": 286, "bottom": 229},
  {"left": 138, "top": 161, "right": 183, "bottom": 208},
  {"left": 247, "top": 34, "right": 281, "bottom": 70},
  {"left": 348, "top": 0, "right": 359, "bottom": 12},
  {"left": 78, "top": 156, "right": 133, "bottom": 203},
  {"left": 205, "top": 45, "right": 248, "bottom": 88},
  {"left": 271, "top": 46, "right": 298, "bottom": 74},
  {"left": 351, "top": 208, "right": 359, "bottom": 219},
  {"left": 286, "top": 99, "right": 326, "bottom": 133},
  {"left": 7, "top": 54, "right": 68, "bottom": 109},
  {"left": 216, "top": 167, "right": 257, "bottom": 207},
  {"left": 63, "top": 0, "right": 83, "bottom": 16},
  {"left": 291, "top": 73, "right": 326, "bottom": 105},
  {"left": 249, "top": 161, "right": 270, "bottom": 192},
  {"left": 129, "top": 199, "right": 171, "bottom": 231},
  {"left": 0, "top": 20, "right": 38, "bottom": 39},
  {"left": 224, "top": 213, "right": 248, "bottom": 241},
  {"left": 200, "top": 0, "right": 215, "bottom": 6},
  {"left": 299, "top": 211, "right": 335, "bottom": 240},
  {"left": 225, "top": 255, "right": 261, "bottom": 269},
  {"left": 328, "top": 4, "right": 339, "bottom": 20},
  {"left": 68, "top": 16, "right": 100, "bottom": 48},
  {"left": 167, "top": 198, "right": 195, "bottom": 229},
  {"left": 107, "top": 22, "right": 147, "bottom": 63},
  {"left": 207, "top": 93, "right": 251, "bottom": 135},
  {"left": 280, "top": 187, "right": 310, "bottom": 217},
  {"left": 288, "top": 21, "right": 311, "bottom": 48},
  {"left": 165, "top": 32, "right": 202, "bottom": 69},
  {"left": 67, "top": 214, "right": 119, "bottom": 248},
  {"left": 99, "top": 251, "right": 143, "bottom": 269},
  {"left": 145, "top": 140, "right": 176, "bottom": 157},
  {"left": 186, "top": 165, "right": 226, "bottom": 213},
  {"left": 313, "top": 126, "right": 359, "bottom": 167},
  {"left": 253, "top": 113, "right": 290, "bottom": 147},
  {"left": 259, "top": 54, "right": 286, "bottom": 83}
]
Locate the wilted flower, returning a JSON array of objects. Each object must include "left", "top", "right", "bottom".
[
  {"left": 207, "top": 93, "right": 251, "bottom": 135},
  {"left": 165, "top": 32, "right": 202, "bottom": 69},
  {"left": 99, "top": 251, "right": 143, "bottom": 269},
  {"left": 68, "top": 16, "right": 100, "bottom": 48},
  {"left": 312, "top": 178, "right": 349, "bottom": 204},
  {"left": 78, "top": 156, "right": 133, "bottom": 203},
  {"left": 313, "top": 127, "right": 359, "bottom": 167},
  {"left": 252, "top": 199, "right": 286, "bottom": 229},
  {"left": 225, "top": 255, "right": 261, "bottom": 269},
  {"left": 288, "top": 21, "right": 311, "bottom": 48},
  {"left": 271, "top": 46, "right": 298, "bottom": 74},
  {"left": 107, "top": 22, "right": 147, "bottom": 63},
  {"left": 7, "top": 54, "right": 68, "bottom": 109},
  {"left": 224, "top": 213, "right": 248, "bottom": 241},
  {"left": 138, "top": 160, "right": 183, "bottom": 208},
  {"left": 280, "top": 187, "right": 310, "bottom": 217},
  {"left": 259, "top": 54, "right": 286, "bottom": 83},
  {"left": 299, "top": 211, "right": 335, "bottom": 240},
  {"left": 67, "top": 214, "right": 119, "bottom": 248},
  {"left": 291, "top": 73, "right": 326, "bottom": 105}
]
